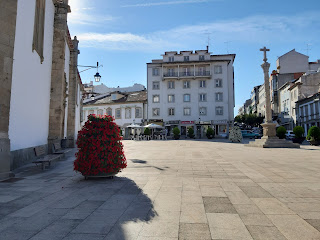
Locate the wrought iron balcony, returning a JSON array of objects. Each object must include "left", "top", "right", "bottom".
[
  {"left": 195, "top": 71, "right": 210, "bottom": 76},
  {"left": 163, "top": 72, "right": 179, "bottom": 77}
]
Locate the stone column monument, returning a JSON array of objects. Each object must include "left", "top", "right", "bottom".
[{"left": 247, "top": 47, "right": 299, "bottom": 148}]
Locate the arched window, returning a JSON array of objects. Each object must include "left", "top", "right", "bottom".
[
  {"left": 106, "top": 108, "right": 112, "bottom": 116},
  {"left": 97, "top": 109, "right": 103, "bottom": 116},
  {"left": 125, "top": 108, "right": 131, "bottom": 119}
]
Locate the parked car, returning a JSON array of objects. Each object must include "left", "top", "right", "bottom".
[
  {"left": 285, "top": 130, "right": 295, "bottom": 140},
  {"left": 241, "top": 130, "right": 260, "bottom": 139}
]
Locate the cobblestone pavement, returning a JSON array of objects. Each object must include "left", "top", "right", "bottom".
[{"left": 1, "top": 140, "right": 320, "bottom": 240}]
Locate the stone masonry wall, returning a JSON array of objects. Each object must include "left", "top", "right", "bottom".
[
  {"left": 0, "top": 0, "right": 18, "bottom": 179},
  {"left": 66, "top": 36, "right": 80, "bottom": 147},
  {"left": 48, "top": 1, "right": 69, "bottom": 151}
]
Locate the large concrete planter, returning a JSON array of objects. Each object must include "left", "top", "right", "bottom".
[
  {"left": 307, "top": 140, "right": 320, "bottom": 146},
  {"left": 292, "top": 138, "right": 305, "bottom": 144},
  {"left": 83, "top": 172, "right": 117, "bottom": 180}
]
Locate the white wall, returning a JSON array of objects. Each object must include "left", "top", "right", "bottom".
[
  {"left": 74, "top": 85, "right": 82, "bottom": 141},
  {"left": 63, "top": 42, "right": 70, "bottom": 139},
  {"left": 147, "top": 61, "right": 233, "bottom": 123},
  {"left": 9, "top": 0, "right": 55, "bottom": 151},
  {"left": 277, "top": 50, "right": 308, "bottom": 74}
]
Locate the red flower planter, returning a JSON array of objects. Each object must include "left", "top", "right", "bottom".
[{"left": 74, "top": 114, "right": 127, "bottom": 178}]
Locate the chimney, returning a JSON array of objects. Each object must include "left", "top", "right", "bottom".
[{"left": 206, "top": 45, "right": 209, "bottom": 52}]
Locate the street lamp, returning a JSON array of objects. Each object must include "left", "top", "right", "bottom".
[{"left": 78, "top": 62, "right": 103, "bottom": 82}]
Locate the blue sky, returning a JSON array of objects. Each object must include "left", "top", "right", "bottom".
[{"left": 68, "top": 0, "right": 320, "bottom": 115}]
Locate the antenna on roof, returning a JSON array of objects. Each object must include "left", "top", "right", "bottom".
[
  {"left": 304, "top": 43, "right": 311, "bottom": 56},
  {"left": 224, "top": 41, "right": 231, "bottom": 54},
  {"left": 203, "top": 31, "right": 212, "bottom": 52}
]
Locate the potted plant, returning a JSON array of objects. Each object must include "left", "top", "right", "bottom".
[
  {"left": 144, "top": 127, "right": 150, "bottom": 136},
  {"left": 306, "top": 126, "right": 320, "bottom": 146},
  {"left": 144, "top": 127, "right": 151, "bottom": 140},
  {"left": 173, "top": 127, "right": 180, "bottom": 140},
  {"left": 74, "top": 114, "right": 127, "bottom": 179},
  {"left": 206, "top": 127, "right": 215, "bottom": 139},
  {"left": 276, "top": 126, "right": 286, "bottom": 139},
  {"left": 187, "top": 127, "right": 195, "bottom": 139},
  {"left": 292, "top": 126, "right": 305, "bottom": 144}
]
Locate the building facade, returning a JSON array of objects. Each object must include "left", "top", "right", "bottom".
[
  {"left": 147, "top": 50, "right": 235, "bottom": 138},
  {"left": 257, "top": 84, "right": 266, "bottom": 117},
  {"left": 83, "top": 91, "right": 147, "bottom": 138},
  {"left": 0, "top": 0, "right": 83, "bottom": 179},
  {"left": 296, "top": 93, "right": 320, "bottom": 136}
]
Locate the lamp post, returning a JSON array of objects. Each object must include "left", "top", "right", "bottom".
[{"left": 78, "top": 62, "right": 103, "bottom": 82}]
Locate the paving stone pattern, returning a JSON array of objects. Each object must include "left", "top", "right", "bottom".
[{"left": 0, "top": 140, "right": 320, "bottom": 239}]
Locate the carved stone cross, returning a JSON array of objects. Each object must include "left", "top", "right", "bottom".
[{"left": 260, "top": 46, "right": 270, "bottom": 63}]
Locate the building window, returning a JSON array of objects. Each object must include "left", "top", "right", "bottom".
[
  {"left": 168, "top": 81, "right": 175, "bottom": 89},
  {"left": 199, "top": 107, "right": 207, "bottom": 115},
  {"left": 199, "top": 55, "right": 205, "bottom": 61},
  {"left": 152, "top": 68, "right": 159, "bottom": 76},
  {"left": 183, "top": 94, "right": 191, "bottom": 102},
  {"left": 167, "top": 68, "right": 175, "bottom": 77},
  {"left": 184, "top": 108, "right": 191, "bottom": 116},
  {"left": 214, "top": 65, "right": 222, "bottom": 74},
  {"left": 199, "top": 93, "right": 207, "bottom": 102},
  {"left": 184, "top": 56, "right": 189, "bottom": 62},
  {"left": 216, "top": 106, "right": 223, "bottom": 115},
  {"left": 33, "top": 0, "right": 46, "bottom": 63},
  {"left": 199, "top": 67, "right": 206, "bottom": 76},
  {"left": 97, "top": 109, "right": 103, "bottom": 116},
  {"left": 182, "top": 67, "right": 191, "bottom": 76},
  {"left": 199, "top": 80, "right": 206, "bottom": 88},
  {"left": 169, "top": 56, "right": 174, "bottom": 62},
  {"left": 183, "top": 80, "right": 190, "bottom": 89},
  {"left": 135, "top": 107, "right": 142, "bottom": 118},
  {"left": 168, "top": 108, "right": 175, "bottom": 116},
  {"left": 116, "top": 108, "right": 121, "bottom": 119},
  {"left": 153, "top": 108, "right": 160, "bottom": 116},
  {"left": 153, "top": 95, "right": 160, "bottom": 103},
  {"left": 88, "top": 110, "right": 94, "bottom": 116},
  {"left": 107, "top": 108, "right": 112, "bottom": 116},
  {"left": 168, "top": 94, "right": 175, "bottom": 103},
  {"left": 125, "top": 108, "right": 131, "bottom": 119},
  {"left": 216, "top": 92, "right": 223, "bottom": 102},
  {"left": 215, "top": 79, "right": 222, "bottom": 87},
  {"left": 153, "top": 81, "right": 160, "bottom": 90}
]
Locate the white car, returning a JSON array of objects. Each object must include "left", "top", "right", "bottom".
[{"left": 285, "top": 130, "right": 295, "bottom": 140}]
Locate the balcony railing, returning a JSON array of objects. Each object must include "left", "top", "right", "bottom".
[
  {"left": 163, "top": 72, "right": 178, "bottom": 77},
  {"left": 195, "top": 71, "right": 210, "bottom": 76},
  {"left": 163, "top": 71, "right": 211, "bottom": 78},
  {"left": 180, "top": 72, "right": 193, "bottom": 77}
]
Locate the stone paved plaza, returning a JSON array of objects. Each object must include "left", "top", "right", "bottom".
[{"left": 1, "top": 140, "right": 320, "bottom": 240}]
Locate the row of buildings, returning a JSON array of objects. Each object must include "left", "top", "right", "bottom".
[
  {"left": 0, "top": 0, "right": 83, "bottom": 179},
  {"left": 239, "top": 49, "right": 320, "bottom": 135},
  {"left": 83, "top": 49, "right": 236, "bottom": 139}
]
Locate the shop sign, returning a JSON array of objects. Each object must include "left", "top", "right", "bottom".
[
  {"left": 181, "top": 121, "right": 194, "bottom": 124},
  {"left": 168, "top": 120, "right": 180, "bottom": 124},
  {"left": 211, "top": 120, "right": 228, "bottom": 124}
]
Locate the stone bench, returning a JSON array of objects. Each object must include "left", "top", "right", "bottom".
[
  {"left": 52, "top": 142, "right": 72, "bottom": 154},
  {"left": 32, "top": 146, "right": 60, "bottom": 170}
]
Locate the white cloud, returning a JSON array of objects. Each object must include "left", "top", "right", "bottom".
[
  {"left": 68, "top": 0, "right": 115, "bottom": 25},
  {"left": 122, "top": 0, "right": 220, "bottom": 8},
  {"left": 75, "top": 12, "right": 320, "bottom": 52}
]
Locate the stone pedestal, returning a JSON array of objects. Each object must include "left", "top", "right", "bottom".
[{"left": 247, "top": 123, "right": 300, "bottom": 148}]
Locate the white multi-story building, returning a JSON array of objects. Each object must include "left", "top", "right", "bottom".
[
  {"left": 147, "top": 50, "right": 235, "bottom": 138},
  {"left": 83, "top": 91, "right": 147, "bottom": 138}
]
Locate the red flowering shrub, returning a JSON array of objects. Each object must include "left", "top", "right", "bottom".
[{"left": 74, "top": 114, "right": 127, "bottom": 176}]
